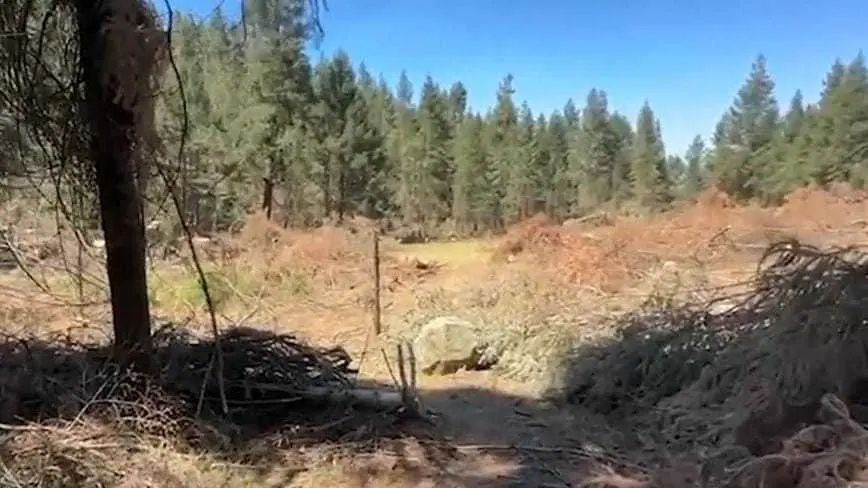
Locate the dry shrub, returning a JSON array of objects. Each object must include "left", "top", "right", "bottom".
[
  {"left": 233, "top": 213, "right": 369, "bottom": 282},
  {"left": 561, "top": 303, "right": 729, "bottom": 416},
  {"left": 284, "top": 226, "right": 361, "bottom": 265},
  {"left": 585, "top": 393, "right": 868, "bottom": 488},
  {"left": 579, "top": 466, "right": 650, "bottom": 488},
  {"left": 1, "top": 421, "right": 146, "bottom": 487},
  {"left": 619, "top": 200, "right": 774, "bottom": 260},
  {"left": 495, "top": 214, "right": 635, "bottom": 291},
  {"left": 236, "top": 211, "right": 285, "bottom": 249},
  {"left": 694, "top": 186, "right": 738, "bottom": 209},
  {"left": 558, "top": 235, "right": 636, "bottom": 292},
  {"left": 779, "top": 183, "right": 868, "bottom": 231},
  {"left": 494, "top": 213, "right": 564, "bottom": 258},
  {"left": 502, "top": 188, "right": 787, "bottom": 292}
]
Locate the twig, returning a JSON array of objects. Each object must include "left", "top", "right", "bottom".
[
  {"left": 0, "top": 229, "right": 49, "bottom": 293},
  {"left": 373, "top": 230, "right": 381, "bottom": 335}
]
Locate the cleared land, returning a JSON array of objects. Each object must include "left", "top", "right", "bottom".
[{"left": 2, "top": 185, "right": 868, "bottom": 487}]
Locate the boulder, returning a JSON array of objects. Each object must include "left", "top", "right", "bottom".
[{"left": 413, "top": 316, "right": 490, "bottom": 375}]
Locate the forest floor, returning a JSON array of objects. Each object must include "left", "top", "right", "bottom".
[{"left": 3, "top": 184, "right": 868, "bottom": 487}]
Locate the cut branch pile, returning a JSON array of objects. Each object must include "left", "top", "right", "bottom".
[
  {"left": 582, "top": 394, "right": 868, "bottom": 488},
  {"left": 563, "top": 239, "right": 868, "bottom": 486},
  {"left": 0, "top": 324, "right": 416, "bottom": 448}
]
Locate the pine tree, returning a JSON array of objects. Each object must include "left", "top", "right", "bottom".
[
  {"left": 667, "top": 155, "right": 686, "bottom": 189},
  {"left": 311, "top": 50, "right": 374, "bottom": 221},
  {"left": 452, "top": 114, "right": 489, "bottom": 232},
  {"left": 609, "top": 112, "right": 634, "bottom": 203},
  {"left": 810, "top": 53, "right": 868, "bottom": 185},
  {"left": 764, "top": 91, "right": 811, "bottom": 199},
  {"left": 503, "top": 102, "right": 536, "bottom": 219},
  {"left": 447, "top": 81, "right": 469, "bottom": 124},
  {"left": 575, "top": 89, "right": 618, "bottom": 210},
  {"left": 546, "top": 112, "right": 572, "bottom": 217},
  {"left": 684, "top": 135, "right": 707, "bottom": 197},
  {"left": 711, "top": 54, "right": 779, "bottom": 199},
  {"left": 415, "top": 76, "right": 454, "bottom": 223},
  {"left": 631, "top": 101, "right": 671, "bottom": 211},
  {"left": 396, "top": 70, "right": 414, "bottom": 107},
  {"left": 144, "top": 17, "right": 868, "bottom": 236},
  {"left": 488, "top": 74, "right": 520, "bottom": 224}
]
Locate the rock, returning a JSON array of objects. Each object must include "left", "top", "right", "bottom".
[
  {"left": 413, "top": 316, "right": 490, "bottom": 375},
  {"left": 709, "top": 300, "right": 738, "bottom": 315},
  {"left": 395, "top": 224, "right": 427, "bottom": 244}
]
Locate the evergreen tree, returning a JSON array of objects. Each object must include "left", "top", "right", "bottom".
[
  {"left": 609, "top": 112, "right": 634, "bottom": 203},
  {"left": 631, "top": 101, "right": 671, "bottom": 211},
  {"left": 545, "top": 112, "right": 572, "bottom": 217},
  {"left": 503, "top": 102, "right": 536, "bottom": 219},
  {"left": 488, "top": 74, "right": 520, "bottom": 224},
  {"left": 415, "top": 76, "right": 454, "bottom": 223},
  {"left": 684, "top": 135, "right": 707, "bottom": 197},
  {"left": 711, "top": 54, "right": 780, "bottom": 200},
  {"left": 575, "top": 89, "right": 618, "bottom": 210},
  {"left": 452, "top": 114, "right": 489, "bottom": 232}
]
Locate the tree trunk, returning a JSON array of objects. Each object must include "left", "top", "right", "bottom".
[
  {"left": 337, "top": 165, "right": 346, "bottom": 224},
  {"left": 262, "top": 176, "right": 274, "bottom": 220},
  {"left": 75, "top": 0, "right": 152, "bottom": 372}
]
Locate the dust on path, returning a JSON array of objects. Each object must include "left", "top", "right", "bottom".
[{"left": 373, "top": 371, "right": 610, "bottom": 487}]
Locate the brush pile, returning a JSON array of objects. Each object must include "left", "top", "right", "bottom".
[
  {"left": 0, "top": 324, "right": 407, "bottom": 474},
  {"left": 564, "top": 239, "right": 868, "bottom": 486}
]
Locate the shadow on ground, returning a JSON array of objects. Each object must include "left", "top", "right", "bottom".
[
  {"left": 545, "top": 239, "right": 868, "bottom": 488},
  {"left": 0, "top": 323, "right": 617, "bottom": 487}
]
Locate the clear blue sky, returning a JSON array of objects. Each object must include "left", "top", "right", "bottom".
[{"left": 161, "top": 0, "right": 864, "bottom": 156}]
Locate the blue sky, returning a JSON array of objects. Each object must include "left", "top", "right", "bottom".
[{"left": 162, "top": 0, "right": 864, "bottom": 156}]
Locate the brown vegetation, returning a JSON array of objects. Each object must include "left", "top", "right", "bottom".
[
  {"left": 4, "top": 185, "right": 868, "bottom": 486},
  {"left": 495, "top": 185, "right": 868, "bottom": 293}
]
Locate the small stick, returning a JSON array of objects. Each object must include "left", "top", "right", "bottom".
[{"left": 372, "top": 230, "right": 382, "bottom": 335}]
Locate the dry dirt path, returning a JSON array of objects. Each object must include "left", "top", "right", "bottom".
[
  {"left": 309, "top": 369, "right": 615, "bottom": 487},
  {"left": 416, "top": 371, "right": 606, "bottom": 487},
  {"left": 292, "top": 242, "right": 613, "bottom": 486}
]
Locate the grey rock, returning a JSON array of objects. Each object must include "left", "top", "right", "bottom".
[{"left": 413, "top": 316, "right": 492, "bottom": 375}]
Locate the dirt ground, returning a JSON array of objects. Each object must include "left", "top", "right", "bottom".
[{"left": 3, "top": 185, "right": 868, "bottom": 487}]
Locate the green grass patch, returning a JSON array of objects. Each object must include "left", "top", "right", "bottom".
[{"left": 389, "top": 238, "right": 492, "bottom": 267}]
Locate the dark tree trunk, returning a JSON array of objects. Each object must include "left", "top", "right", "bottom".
[
  {"left": 76, "top": 0, "right": 153, "bottom": 372},
  {"left": 336, "top": 165, "right": 345, "bottom": 225},
  {"left": 262, "top": 176, "right": 274, "bottom": 220},
  {"left": 322, "top": 158, "right": 332, "bottom": 219}
]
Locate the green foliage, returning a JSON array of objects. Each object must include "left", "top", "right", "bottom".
[
  {"left": 146, "top": 13, "right": 867, "bottom": 233},
  {"left": 631, "top": 102, "right": 672, "bottom": 212},
  {"left": 150, "top": 267, "right": 236, "bottom": 314}
]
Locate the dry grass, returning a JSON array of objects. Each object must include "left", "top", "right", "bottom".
[{"left": 3, "top": 185, "right": 868, "bottom": 485}]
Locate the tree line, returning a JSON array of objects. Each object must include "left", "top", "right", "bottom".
[{"left": 128, "top": 4, "right": 868, "bottom": 236}]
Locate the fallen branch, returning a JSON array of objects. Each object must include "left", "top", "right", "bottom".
[{"left": 230, "top": 382, "right": 410, "bottom": 412}]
